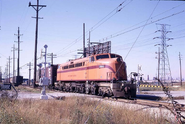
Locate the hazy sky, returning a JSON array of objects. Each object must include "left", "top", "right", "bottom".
[{"left": 0, "top": 0, "right": 185, "bottom": 80}]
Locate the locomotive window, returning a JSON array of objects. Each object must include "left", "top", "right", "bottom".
[
  {"left": 69, "top": 64, "right": 74, "bottom": 68},
  {"left": 75, "top": 63, "right": 82, "bottom": 67},
  {"left": 111, "top": 54, "right": 123, "bottom": 61},
  {"left": 63, "top": 66, "right": 68, "bottom": 69},
  {"left": 96, "top": 54, "right": 109, "bottom": 60},
  {"left": 111, "top": 54, "right": 116, "bottom": 58},
  {"left": 91, "top": 57, "right": 94, "bottom": 62},
  {"left": 89, "top": 56, "right": 95, "bottom": 62}
]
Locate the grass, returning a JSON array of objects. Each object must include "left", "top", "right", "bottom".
[
  {"left": 16, "top": 85, "right": 54, "bottom": 93},
  {"left": 0, "top": 96, "right": 174, "bottom": 124}
]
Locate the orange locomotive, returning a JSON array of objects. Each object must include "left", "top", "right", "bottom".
[{"left": 56, "top": 53, "right": 136, "bottom": 98}]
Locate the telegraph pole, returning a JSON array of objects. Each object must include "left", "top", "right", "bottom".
[
  {"left": 11, "top": 44, "right": 17, "bottom": 83},
  {"left": 88, "top": 31, "right": 91, "bottom": 56},
  {"left": 83, "top": 23, "right": 86, "bottom": 57},
  {"left": 78, "top": 23, "right": 86, "bottom": 57},
  {"left": 8, "top": 56, "right": 11, "bottom": 83},
  {"left": 47, "top": 53, "right": 57, "bottom": 65},
  {"left": 27, "top": 62, "right": 33, "bottom": 86},
  {"left": 179, "top": 52, "right": 182, "bottom": 87},
  {"left": 29, "top": 0, "right": 46, "bottom": 88},
  {"left": 14, "top": 27, "right": 23, "bottom": 77},
  {"left": 6, "top": 62, "right": 8, "bottom": 81}
]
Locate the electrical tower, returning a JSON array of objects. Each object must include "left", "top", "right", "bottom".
[
  {"left": 154, "top": 24, "right": 173, "bottom": 85},
  {"left": 29, "top": 0, "right": 46, "bottom": 88}
]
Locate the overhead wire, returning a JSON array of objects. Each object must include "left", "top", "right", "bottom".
[
  {"left": 56, "top": 0, "right": 132, "bottom": 56},
  {"left": 99, "top": 8, "right": 185, "bottom": 42},
  {"left": 90, "top": 0, "right": 132, "bottom": 32},
  {"left": 124, "top": 1, "right": 160, "bottom": 60},
  {"left": 99, "top": 2, "right": 185, "bottom": 42},
  {"left": 114, "top": 0, "right": 160, "bottom": 78}
]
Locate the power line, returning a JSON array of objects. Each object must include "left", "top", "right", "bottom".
[
  {"left": 114, "top": 0, "right": 160, "bottom": 80},
  {"left": 55, "top": 1, "right": 131, "bottom": 56},
  {"left": 90, "top": 0, "right": 132, "bottom": 32},
  {"left": 123, "top": 0, "right": 160, "bottom": 61},
  {"left": 99, "top": 7, "right": 185, "bottom": 42}
]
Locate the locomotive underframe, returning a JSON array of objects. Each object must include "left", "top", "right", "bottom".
[{"left": 55, "top": 80, "right": 136, "bottom": 98}]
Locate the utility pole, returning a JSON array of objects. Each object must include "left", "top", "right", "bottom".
[
  {"left": 47, "top": 53, "right": 57, "bottom": 65},
  {"left": 27, "top": 62, "right": 33, "bottom": 86},
  {"left": 14, "top": 27, "right": 23, "bottom": 77},
  {"left": 153, "top": 24, "right": 173, "bottom": 85},
  {"left": 8, "top": 56, "right": 11, "bottom": 83},
  {"left": 83, "top": 23, "right": 86, "bottom": 57},
  {"left": 11, "top": 44, "right": 17, "bottom": 83},
  {"left": 29, "top": 0, "right": 46, "bottom": 88},
  {"left": 6, "top": 62, "right": 8, "bottom": 82},
  {"left": 88, "top": 31, "right": 91, "bottom": 56},
  {"left": 78, "top": 23, "right": 86, "bottom": 57},
  {"left": 179, "top": 52, "right": 182, "bottom": 87}
]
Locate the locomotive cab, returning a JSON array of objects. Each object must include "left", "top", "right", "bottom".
[{"left": 93, "top": 53, "right": 127, "bottom": 81}]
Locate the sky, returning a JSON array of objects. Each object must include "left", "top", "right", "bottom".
[{"left": 0, "top": 0, "right": 185, "bottom": 80}]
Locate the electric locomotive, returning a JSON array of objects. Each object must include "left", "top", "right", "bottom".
[{"left": 56, "top": 53, "right": 136, "bottom": 98}]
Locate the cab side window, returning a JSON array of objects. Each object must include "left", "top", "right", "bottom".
[
  {"left": 89, "top": 56, "right": 94, "bottom": 62},
  {"left": 91, "top": 56, "right": 94, "bottom": 62}
]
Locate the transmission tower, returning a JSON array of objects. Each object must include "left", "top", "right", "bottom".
[{"left": 154, "top": 24, "right": 173, "bottom": 85}]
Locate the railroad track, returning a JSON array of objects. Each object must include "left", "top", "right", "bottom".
[{"left": 106, "top": 98, "right": 185, "bottom": 112}]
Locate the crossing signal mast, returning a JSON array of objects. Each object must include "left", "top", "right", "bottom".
[{"left": 154, "top": 24, "right": 173, "bottom": 85}]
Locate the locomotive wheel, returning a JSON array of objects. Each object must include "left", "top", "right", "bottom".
[
  {"left": 98, "top": 89, "right": 103, "bottom": 96},
  {"left": 90, "top": 87, "right": 94, "bottom": 95},
  {"left": 91, "top": 87, "right": 98, "bottom": 95},
  {"left": 81, "top": 87, "right": 85, "bottom": 93}
]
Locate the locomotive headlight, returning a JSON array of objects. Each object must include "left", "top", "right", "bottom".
[
  {"left": 117, "top": 57, "right": 121, "bottom": 62},
  {"left": 99, "top": 65, "right": 105, "bottom": 68}
]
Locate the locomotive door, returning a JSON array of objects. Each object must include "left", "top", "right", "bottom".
[
  {"left": 107, "top": 72, "right": 113, "bottom": 81},
  {"left": 85, "top": 61, "right": 89, "bottom": 81}
]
